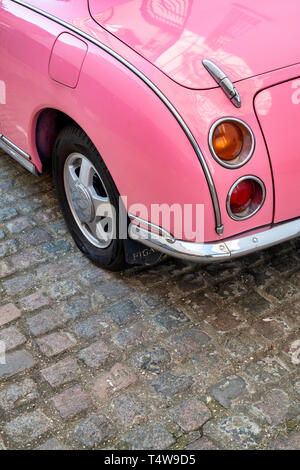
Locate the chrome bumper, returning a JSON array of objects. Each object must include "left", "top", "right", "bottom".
[{"left": 128, "top": 217, "right": 300, "bottom": 263}]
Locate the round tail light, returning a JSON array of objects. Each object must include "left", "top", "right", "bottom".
[
  {"left": 209, "top": 118, "right": 255, "bottom": 168},
  {"left": 227, "top": 176, "right": 265, "bottom": 220}
]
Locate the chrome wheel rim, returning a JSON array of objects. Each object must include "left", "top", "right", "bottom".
[{"left": 63, "top": 153, "right": 115, "bottom": 249}]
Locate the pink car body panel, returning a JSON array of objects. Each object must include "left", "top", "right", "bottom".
[
  {"left": 255, "top": 79, "right": 300, "bottom": 223},
  {"left": 0, "top": 0, "right": 299, "bottom": 245},
  {"left": 89, "top": 0, "right": 300, "bottom": 89},
  {"left": 49, "top": 33, "right": 88, "bottom": 89}
]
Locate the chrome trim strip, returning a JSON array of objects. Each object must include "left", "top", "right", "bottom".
[
  {"left": 129, "top": 214, "right": 175, "bottom": 243},
  {"left": 226, "top": 175, "right": 266, "bottom": 221},
  {"left": 203, "top": 59, "right": 241, "bottom": 108},
  {"left": 0, "top": 135, "right": 38, "bottom": 175},
  {"left": 208, "top": 117, "right": 255, "bottom": 169},
  {"left": 10, "top": 0, "right": 224, "bottom": 236},
  {"left": 129, "top": 218, "right": 300, "bottom": 263},
  {"left": 2, "top": 135, "right": 31, "bottom": 160}
]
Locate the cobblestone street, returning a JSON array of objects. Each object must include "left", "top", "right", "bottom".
[{"left": 0, "top": 149, "right": 299, "bottom": 450}]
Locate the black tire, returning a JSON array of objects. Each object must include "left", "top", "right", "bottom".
[{"left": 52, "top": 125, "right": 126, "bottom": 271}]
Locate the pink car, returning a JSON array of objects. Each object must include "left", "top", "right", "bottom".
[{"left": 0, "top": 0, "right": 299, "bottom": 270}]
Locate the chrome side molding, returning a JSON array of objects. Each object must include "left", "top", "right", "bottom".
[
  {"left": 129, "top": 217, "right": 300, "bottom": 263},
  {"left": 0, "top": 134, "right": 38, "bottom": 175},
  {"left": 129, "top": 214, "right": 175, "bottom": 243},
  {"left": 202, "top": 59, "right": 241, "bottom": 108}
]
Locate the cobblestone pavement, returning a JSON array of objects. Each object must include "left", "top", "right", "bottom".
[{"left": 0, "top": 149, "right": 299, "bottom": 450}]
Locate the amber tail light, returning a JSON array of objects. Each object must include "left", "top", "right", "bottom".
[{"left": 209, "top": 118, "right": 255, "bottom": 168}]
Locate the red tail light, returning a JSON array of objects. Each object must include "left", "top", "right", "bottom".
[
  {"left": 230, "top": 180, "right": 255, "bottom": 214},
  {"left": 228, "top": 177, "right": 265, "bottom": 220}
]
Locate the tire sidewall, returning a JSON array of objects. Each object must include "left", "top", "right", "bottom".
[{"left": 52, "top": 127, "right": 125, "bottom": 270}]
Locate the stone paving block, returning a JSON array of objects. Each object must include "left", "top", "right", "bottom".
[
  {"left": 166, "top": 328, "right": 210, "bottom": 357},
  {"left": 204, "top": 414, "right": 262, "bottom": 449},
  {"left": 265, "top": 281, "right": 297, "bottom": 301},
  {"left": 47, "top": 280, "right": 80, "bottom": 301},
  {"left": 124, "top": 423, "right": 175, "bottom": 450},
  {"left": 35, "top": 207, "right": 61, "bottom": 222},
  {"left": 76, "top": 414, "right": 116, "bottom": 448},
  {"left": 153, "top": 308, "right": 190, "bottom": 331},
  {"left": 0, "top": 378, "right": 38, "bottom": 410},
  {"left": 41, "top": 357, "right": 81, "bottom": 388},
  {"left": 27, "top": 309, "right": 71, "bottom": 336},
  {"left": 132, "top": 347, "right": 171, "bottom": 374},
  {"left": 3, "top": 274, "right": 35, "bottom": 295},
  {"left": 113, "top": 393, "right": 148, "bottom": 427},
  {"left": 0, "top": 350, "right": 36, "bottom": 379},
  {"left": 209, "top": 311, "right": 242, "bottom": 332},
  {"left": 252, "top": 318, "right": 288, "bottom": 341},
  {"left": 0, "top": 326, "right": 26, "bottom": 351},
  {"left": 35, "top": 438, "right": 68, "bottom": 450},
  {"left": 187, "top": 292, "right": 220, "bottom": 316},
  {"left": 269, "top": 431, "right": 300, "bottom": 450},
  {"left": 214, "top": 278, "right": 249, "bottom": 298},
  {"left": 169, "top": 398, "right": 211, "bottom": 431},
  {"left": 244, "top": 357, "right": 289, "bottom": 384},
  {"left": 192, "top": 349, "right": 232, "bottom": 382},
  {"left": 294, "top": 380, "right": 300, "bottom": 395},
  {"left": 0, "top": 207, "right": 17, "bottom": 222},
  {"left": 10, "top": 249, "right": 47, "bottom": 270},
  {"left": 284, "top": 338, "right": 300, "bottom": 365},
  {"left": 106, "top": 299, "right": 141, "bottom": 325},
  {"left": 6, "top": 216, "right": 35, "bottom": 233},
  {"left": 37, "top": 332, "right": 77, "bottom": 357},
  {"left": 234, "top": 292, "right": 271, "bottom": 316},
  {"left": 79, "top": 340, "right": 115, "bottom": 368},
  {"left": 74, "top": 315, "right": 109, "bottom": 339},
  {"left": 224, "top": 333, "right": 265, "bottom": 359},
  {"left": 80, "top": 267, "right": 108, "bottom": 284},
  {"left": 43, "top": 239, "right": 73, "bottom": 257},
  {"left": 174, "top": 270, "right": 205, "bottom": 293},
  {"left": 0, "top": 303, "right": 21, "bottom": 327},
  {"left": 20, "top": 292, "right": 51, "bottom": 311},
  {"left": 63, "top": 296, "right": 92, "bottom": 320},
  {"left": 113, "top": 321, "right": 145, "bottom": 350},
  {"left": 0, "top": 239, "right": 18, "bottom": 258},
  {"left": 49, "top": 220, "right": 68, "bottom": 236},
  {"left": 52, "top": 385, "right": 92, "bottom": 419},
  {"left": 185, "top": 437, "right": 219, "bottom": 450},
  {"left": 151, "top": 373, "right": 194, "bottom": 399},
  {"left": 22, "top": 228, "right": 52, "bottom": 246},
  {"left": 36, "top": 261, "right": 70, "bottom": 280},
  {"left": 93, "top": 363, "right": 137, "bottom": 401},
  {"left": 0, "top": 261, "right": 15, "bottom": 279},
  {"left": 252, "top": 389, "right": 299, "bottom": 425},
  {"left": 4, "top": 410, "right": 52, "bottom": 444},
  {"left": 95, "top": 280, "right": 132, "bottom": 302},
  {"left": 208, "top": 376, "right": 247, "bottom": 408},
  {"left": 16, "top": 198, "right": 43, "bottom": 215}
]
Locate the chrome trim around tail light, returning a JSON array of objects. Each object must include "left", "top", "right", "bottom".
[
  {"left": 226, "top": 176, "right": 266, "bottom": 221},
  {"left": 0, "top": 135, "right": 38, "bottom": 175},
  {"left": 129, "top": 217, "right": 300, "bottom": 263},
  {"left": 208, "top": 117, "right": 255, "bottom": 169}
]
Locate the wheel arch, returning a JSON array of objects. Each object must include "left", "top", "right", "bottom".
[{"left": 34, "top": 108, "right": 79, "bottom": 170}]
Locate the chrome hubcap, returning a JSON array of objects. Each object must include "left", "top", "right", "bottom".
[
  {"left": 64, "top": 153, "right": 115, "bottom": 249},
  {"left": 70, "top": 183, "right": 94, "bottom": 224}
]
